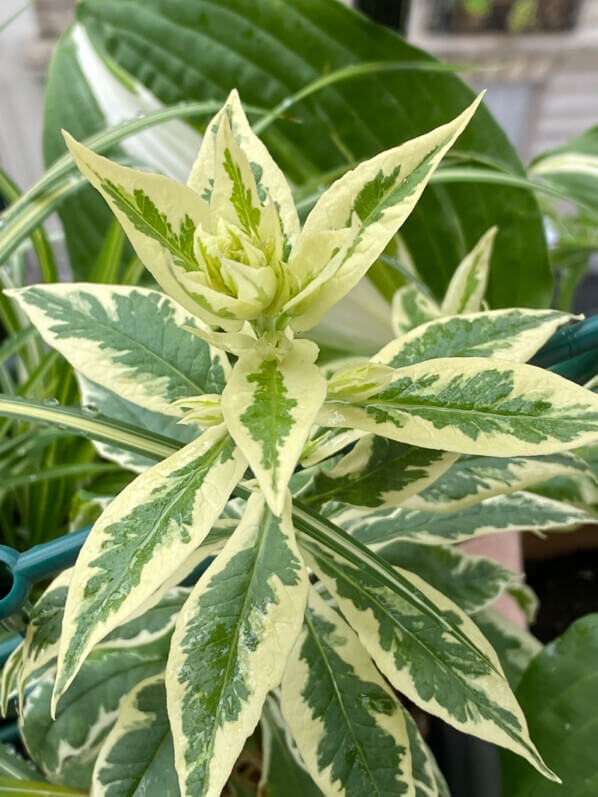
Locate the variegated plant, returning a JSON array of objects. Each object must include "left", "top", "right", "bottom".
[{"left": 6, "top": 89, "right": 598, "bottom": 796}]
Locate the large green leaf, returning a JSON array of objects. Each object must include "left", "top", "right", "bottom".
[
  {"left": 502, "top": 614, "right": 598, "bottom": 796},
  {"left": 281, "top": 588, "right": 413, "bottom": 796},
  {"left": 166, "top": 492, "right": 308, "bottom": 797},
  {"left": 44, "top": 0, "right": 550, "bottom": 305}
]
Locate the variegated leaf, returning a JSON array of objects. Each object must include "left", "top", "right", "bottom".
[
  {"left": 337, "top": 491, "right": 594, "bottom": 547},
  {"left": 380, "top": 542, "right": 517, "bottom": 614},
  {"left": 222, "top": 339, "right": 326, "bottom": 515},
  {"left": 52, "top": 425, "right": 246, "bottom": 711},
  {"left": 391, "top": 285, "right": 440, "bottom": 337},
  {"left": 404, "top": 712, "right": 450, "bottom": 797},
  {"left": 299, "top": 434, "right": 456, "bottom": 511},
  {"left": 20, "top": 637, "right": 171, "bottom": 790},
  {"left": 166, "top": 491, "right": 308, "bottom": 797},
  {"left": 260, "top": 696, "right": 323, "bottom": 797},
  {"left": 63, "top": 135, "right": 249, "bottom": 330},
  {"left": 404, "top": 451, "right": 597, "bottom": 512},
  {"left": 318, "top": 357, "right": 598, "bottom": 456},
  {"left": 188, "top": 89, "right": 298, "bottom": 256},
  {"left": 376, "top": 309, "right": 573, "bottom": 370},
  {"left": 78, "top": 376, "right": 197, "bottom": 472},
  {"left": 441, "top": 227, "right": 496, "bottom": 316},
  {"left": 300, "top": 427, "right": 363, "bottom": 469},
  {"left": 17, "top": 570, "right": 73, "bottom": 705},
  {"left": 281, "top": 588, "right": 414, "bottom": 797},
  {"left": 0, "top": 643, "right": 22, "bottom": 717},
  {"left": 474, "top": 610, "right": 542, "bottom": 690},
  {"left": 284, "top": 95, "right": 484, "bottom": 332},
  {"left": 7, "top": 285, "right": 229, "bottom": 417},
  {"left": 305, "top": 545, "right": 556, "bottom": 780},
  {"left": 91, "top": 675, "right": 178, "bottom": 796}
]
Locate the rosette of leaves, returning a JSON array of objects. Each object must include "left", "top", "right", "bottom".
[{"left": 6, "top": 90, "right": 598, "bottom": 796}]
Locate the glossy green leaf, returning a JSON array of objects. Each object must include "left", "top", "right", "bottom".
[
  {"left": 47, "top": 0, "right": 551, "bottom": 305},
  {"left": 166, "top": 491, "right": 308, "bottom": 797},
  {"left": 0, "top": 745, "right": 38, "bottom": 781},
  {"left": 281, "top": 588, "right": 414, "bottom": 796},
  {"left": 502, "top": 614, "right": 598, "bottom": 795}
]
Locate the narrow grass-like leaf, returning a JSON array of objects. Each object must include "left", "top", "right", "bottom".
[
  {"left": 166, "top": 492, "right": 308, "bottom": 797},
  {"left": 7, "top": 285, "right": 228, "bottom": 416},
  {"left": 337, "top": 491, "right": 594, "bottom": 547},
  {"left": 281, "top": 588, "right": 414, "bottom": 796},
  {"left": 377, "top": 309, "right": 573, "bottom": 369},
  {"left": 91, "top": 675, "right": 178, "bottom": 796},
  {"left": 299, "top": 434, "right": 455, "bottom": 511},
  {"left": 305, "top": 545, "right": 556, "bottom": 780},
  {"left": 441, "top": 227, "right": 496, "bottom": 315},
  {"left": 222, "top": 340, "right": 326, "bottom": 515},
  {"left": 52, "top": 426, "right": 246, "bottom": 712},
  {"left": 404, "top": 451, "right": 597, "bottom": 512},
  {"left": 319, "top": 357, "right": 598, "bottom": 456}
]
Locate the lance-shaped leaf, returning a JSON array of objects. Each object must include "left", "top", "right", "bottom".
[
  {"left": 166, "top": 492, "right": 308, "bottom": 797},
  {"left": 380, "top": 542, "right": 518, "bottom": 615},
  {"left": 260, "top": 696, "right": 324, "bottom": 797},
  {"left": 404, "top": 712, "right": 450, "bottom": 797},
  {"left": 304, "top": 545, "right": 556, "bottom": 781},
  {"left": 474, "top": 610, "right": 541, "bottom": 691},
  {"left": 21, "top": 636, "right": 172, "bottom": 790},
  {"left": 284, "top": 95, "right": 484, "bottom": 333},
  {"left": 7, "top": 285, "right": 229, "bottom": 417},
  {"left": 318, "top": 357, "right": 598, "bottom": 456},
  {"left": 300, "top": 427, "right": 363, "bottom": 468},
  {"left": 222, "top": 339, "right": 326, "bottom": 515},
  {"left": 77, "top": 376, "right": 198, "bottom": 472},
  {"left": 0, "top": 644, "right": 22, "bottom": 717},
  {"left": 404, "top": 451, "right": 597, "bottom": 512},
  {"left": 337, "top": 491, "right": 594, "bottom": 547},
  {"left": 52, "top": 425, "right": 246, "bottom": 712},
  {"left": 63, "top": 134, "right": 243, "bottom": 330},
  {"left": 299, "top": 434, "right": 456, "bottom": 511},
  {"left": 391, "top": 285, "right": 440, "bottom": 337},
  {"left": 188, "top": 90, "right": 300, "bottom": 252},
  {"left": 17, "top": 570, "right": 73, "bottom": 705},
  {"left": 441, "top": 227, "right": 496, "bottom": 316},
  {"left": 281, "top": 588, "right": 414, "bottom": 796},
  {"left": 376, "top": 309, "right": 573, "bottom": 370},
  {"left": 92, "top": 675, "right": 178, "bottom": 796}
]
